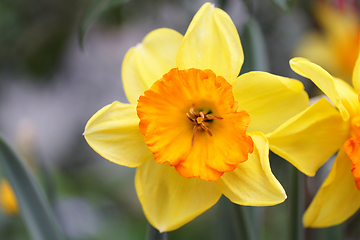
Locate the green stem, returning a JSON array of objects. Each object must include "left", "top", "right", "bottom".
[
  {"left": 146, "top": 224, "right": 169, "bottom": 240},
  {"left": 289, "top": 166, "right": 304, "bottom": 240},
  {"left": 235, "top": 205, "right": 256, "bottom": 240},
  {"left": 316, "top": 224, "right": 343, "bottom": 240},
  {"left": 218, "top": 197, "right": 257, "bottom": 240}
]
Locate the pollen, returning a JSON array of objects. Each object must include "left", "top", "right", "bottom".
[{"left": 137, "top": 68, "right": 254, "bottom": 181}]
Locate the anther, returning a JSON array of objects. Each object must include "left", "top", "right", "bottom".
[{"left": 186, "top": 105, "right": 222, "bottom": 146}]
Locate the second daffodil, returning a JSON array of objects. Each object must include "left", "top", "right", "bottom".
[
  {"left": 283, "top": 54, "right": 360, "bottom": 228},
  {"left": 84, "top": 2, "right": 309, "bottom": 232}
]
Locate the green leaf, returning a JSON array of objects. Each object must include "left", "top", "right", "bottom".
[
  {"left": 78, "top": 0, "right": 129, "bottom": 47},
  {"left": 240, "top": 17, "right": 269, "bottom": 74},
  {"left": 270, "top": 0, "right": 293, "bottom": 12},
  {"left": 0, "top": 134, "right": 64, "bottom": 240}
]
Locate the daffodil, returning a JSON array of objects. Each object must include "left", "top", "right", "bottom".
[
  {"left": 84, "top": 3, "right": 309, "bottom": 232},
  {"left": 294, "top": 1, "right": 360, "bottom": 81},
  {"left": 0, "top": 179, "right": 18, "bottom": 215},
  {"left": 271, "top": 54, "right": 360, "bottom": 228}
]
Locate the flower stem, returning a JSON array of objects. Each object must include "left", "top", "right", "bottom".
[
  {"left": 289, "top": 165, "right": 304, "bottom": 240},
  {"left": 316, "top": 224, "right": 343, "bottom": 240},
  {"left": 235, "top": 205, "right": 257, "bottom": 240},
  {"left": 146, "top": 224, "right": 169, "bottom": 240},
  {"left": 218, "top": 197, "right": 257, "bottom": 240}
]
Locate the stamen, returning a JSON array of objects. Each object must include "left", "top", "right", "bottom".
[
  {"left": 191, "top": 125, "right": 198, "bottom": 146},
  {"left": 186, "top": 105, "right": 222, "bottom": 145},
  {"left": 190, "top": 104, "right": 196, "bottom": 116},
  {"left": 205, "top": 114, "right": 223, "bottom": 120},
  {"left": 200, "top": 123, "right": 212, "bottom": 136},
  {"left": 186, "top": 113, "right": 196, "bottom": 123}
]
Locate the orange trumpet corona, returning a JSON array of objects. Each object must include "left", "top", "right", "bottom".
[
  {"left": 137, "top": 68, "right": 254, "bottom": 181},
  {"left": 344, "top": 114, "right": 360, "bottom": 190}
]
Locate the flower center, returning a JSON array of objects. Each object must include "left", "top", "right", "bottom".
[
  {"left": 186, "top": 105, "right": 223, "bottom": 146},
  {"left": 137, "top": 68, "right": 253, "bottom": 181},
  {"left": 344, "top": 114, "right": 360, "bottom": 190}
]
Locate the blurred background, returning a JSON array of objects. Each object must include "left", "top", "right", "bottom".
[{"left": 1, "top": 0, "right": 360, "bottom": 239}]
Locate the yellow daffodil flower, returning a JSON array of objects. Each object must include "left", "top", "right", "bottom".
[
  {"left": 84, "top": 2, "right": 310, "bottom": 232},
  {"left": 294, "top": 2, "right": 360, "bottom": 81},
  {"left": 0, "top": 179, "right": 18, "bottom": 215},
  {"left": 278, "top": 54, "right": 360, "bottom": 228}
]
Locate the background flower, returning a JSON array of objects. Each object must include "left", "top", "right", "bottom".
[
  {"left": 0, "top": 179, "right": 18, "bottom": 215},
  {"left": 293, "top": 1, "right": 360, "bottom": 82},
  {"left": 284, "top": 55, "right": 360, "bottom": 228}
]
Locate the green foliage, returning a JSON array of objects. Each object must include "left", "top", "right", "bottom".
[
  {"left": 241, "top": 17, "right": 269, "bottom": 73},
  {"left": 0, "top": 0, "right": 80, "bottom": 78},
  {"left": 288, "top": 166, "right": 305, "bottom": 240},
  {"left": 270, "top": 0, "right": 294, "bottom": 12},
  {"left": 218, "top": 197, "right": 258, "bottom": 240},
  {"left": 78, "top": 0, "right": 130, "bottom": 47},
  {"left": 0, "top": 135, "right": 64, "bottom": 240}
]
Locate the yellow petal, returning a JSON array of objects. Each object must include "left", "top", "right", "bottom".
[
  {"left": 352, "top": 45, "right": 360, "bottom": 93},
  {"left": 176, "top": 3, "right": 243, "bottom": 82},
  {"left": 303, "top": 148, "right": 360, "bottom": 227},
  {"left": 215, "top": 132, "right": 286, "bottom": 206},
  {"left": 122, "top": 28, "right": 183, "bottom": 103},
  {"left": 233, "top": 71, "right": 308, "bottom": 134},
  {"left": 135, "top": 159, "right": 221, "bottom": 232},
  {"left": 84, "top": 102, "right": 152, "bottom": 167},
  {"left": 267, "top": 98, "right": 349, "bottom": 176},
  {"left": 333, "top": 77, "right": 360, "bottom": 117},
  {"left": 290, "top": 57, "right": 350, "bottom": 120}
]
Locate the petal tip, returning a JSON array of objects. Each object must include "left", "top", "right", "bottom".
[{"left": 289, "top": 57, "right": 311, "bottom": 68}]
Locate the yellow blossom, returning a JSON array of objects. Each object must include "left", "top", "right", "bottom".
[
  {"left": 0, "top": 179, "right": 18, "bottom": 215},
  {"left": 274, "top": 53, "right": 360, "bottom": 228},
  {"left": 293, "top": 2, "right": 360, "bottom": 81},
  {"left": 84, "top": 2, "right": 309, "bottom": 232}
]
